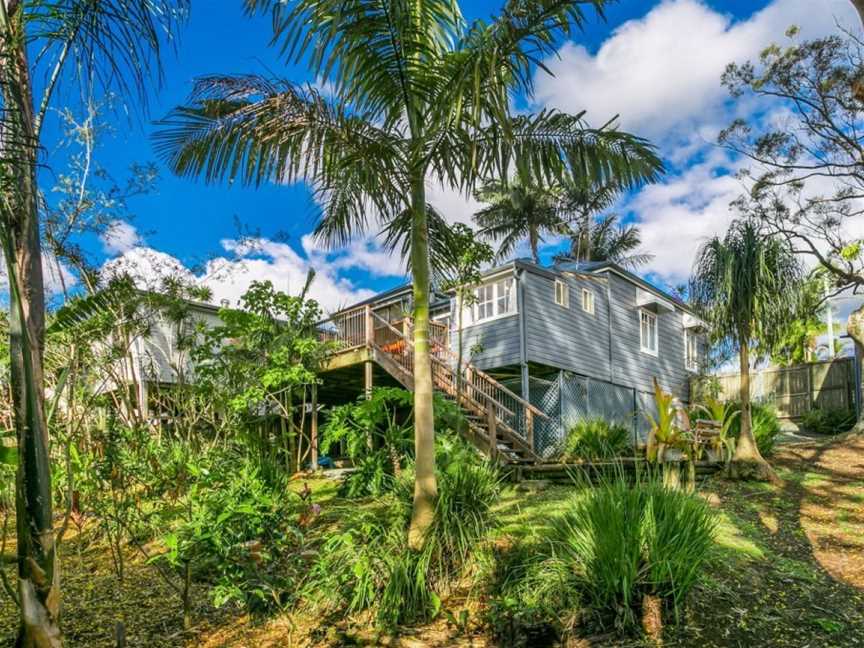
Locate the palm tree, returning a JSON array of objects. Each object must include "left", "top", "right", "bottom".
[
  {"left": 690, "top": 219, "right": 804, "bottom": 481},
  {"left": 0, "top": 2, "right": 187, "bottom": 644},
  {"left": 473, "top": 177, "right": 565, "bottom": 264},
  {"left": 556, "top": 213, "right": 653, "bottom": 270},
  {"left": 154, "top": 0, "right": 663, "bottom": 547}
]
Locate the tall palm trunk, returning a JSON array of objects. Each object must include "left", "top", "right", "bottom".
[
  {"left": 407, "top": 173, "right": 437, "bottom": 550},
  {"left": 728, "top": 341, "right": 773, "bottom": 481},
  {"left": 0, "top": 11, "right": 61, "bottom": 644},
  {"left": 528, "top": 227, "right": 540, "bottom": 264}
]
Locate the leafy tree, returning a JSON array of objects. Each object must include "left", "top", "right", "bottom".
[
  {"left": 769, "top": 276, "right": 838, "bottom": 366},
  {"left": 0, "top": 3, "right": 187, "bottom": 641},
  {"left": 690, "top": 219, "right": 805, "bottom": 481},
  {"left": 193, "top": 279, "right": 328, "bottom": 476},
  {"left": 473, "top": 177, "right": 565, "bottom": 263},
  {"left": 438, "top": 224, "right": 494, "bottom": 407},
  {"left": 153, "top": 0, "right": 663, "bottom": 547},
  {"left": 721, "top": 31, "right": 864, "bottom": 295},
  {"left": 555, "top": 213, "right": 653, "bottom": 269}
]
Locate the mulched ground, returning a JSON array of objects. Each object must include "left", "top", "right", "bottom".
[
  {"left": 1, "top": 434, "right": 862, "bottom": 647},
  {"left": 672, "top": 433, "right": 864, "bottom": 648}
]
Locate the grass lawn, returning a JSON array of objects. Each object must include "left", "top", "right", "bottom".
[{"left": 1, "top": 435, "right": 862, "bottom": 646}]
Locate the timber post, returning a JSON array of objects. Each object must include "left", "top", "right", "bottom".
[
  {"left": 526, "top": 409, "right": 534, "bottom": 455},
  {"left": 487, "top": 405, "right": 497, "bottom": 461},
  {"left": 364, "top": 305, "right": 373, "bottom": 399},
  {"left": 310, "top": 383, "right": 318, "bottom": 470}
]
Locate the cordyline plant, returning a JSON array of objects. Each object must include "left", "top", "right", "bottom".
[
  {"left": 0, "top": 1, "right": 187, "bottom": 644},
  {"left": 153, "top": 0, "right": 663, "bottom": 548}
]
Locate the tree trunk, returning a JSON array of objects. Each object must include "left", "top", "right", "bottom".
[
  {"left": 727, "top": 342, "right": 775, "bottom": 482},
  {"left": 0, "top": 8, "right": 62, "bottom": 645},
  {"left": 851, "top": 0, "right": 864, "bottom": 28},
  {"left": 529, "top": 227, "right": 540, "bottom": 264},
  {"left": 407, "top": 175, "right": 437, "bottom": 551},
  {"left": 847, "top": 304, "right": 864, "bottom": 433}
]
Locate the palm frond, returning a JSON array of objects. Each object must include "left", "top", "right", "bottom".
[
  {"left": 690, "top": 219, "right": 805, "bottom": 354},
  {"left": 244, "top": 0, "right": 463, "bottom": 127},
  {"left": 434, "top": 110, "right": 664, "bottom": 194},
  {"left": 435, "top": 1, "right": 606, "bottom": 126},
  {"left": 25, "top": 0, "right": 189, "bottom": 116},
  {"left": 380, "top": 203, "right": 456, "bottom": 280},
  {"left": 154, "top": 75, "right": 404, "bottom": 188},
  {"left": 555, "top": 213, "right": 654, "bottom": 270}
]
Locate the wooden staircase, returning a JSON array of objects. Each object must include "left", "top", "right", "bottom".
[{"left": 319, "top": 306, "right": 544, "bottom": 464}]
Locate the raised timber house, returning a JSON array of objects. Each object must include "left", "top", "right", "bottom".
[{"left": 317, "top": 258, "right": 708, "bottom": 461}]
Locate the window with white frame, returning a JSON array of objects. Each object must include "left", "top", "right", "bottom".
[
  {"left": 581, "top": 288, "right": 594, "bottom": 314},
  {"left": 685, "top": 330, "right": 699, "bottom": 371},
  {"left": 639, "top": 309, "right": 658, "bottom": 355},
  {"left": 470, "top": 277, "right": 515, "bottom": 324},
  {"left": 554, "top": 280, "right": 569, "bottom": 308}
]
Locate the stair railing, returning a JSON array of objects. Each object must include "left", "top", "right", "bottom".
[{"left": 401, "top": 316, "right": 546, "bottom": 452}]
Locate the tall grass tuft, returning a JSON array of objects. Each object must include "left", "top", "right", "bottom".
[
  {"left": 307, "top": 435, "right": 499, "bottom": 628},
  {"left": 560, "top": 417, "right": 631, "bottom": 461},
  {"left": 550, "top": 473, "right": 717, "bottom": 629}
]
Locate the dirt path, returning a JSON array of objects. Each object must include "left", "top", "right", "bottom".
[{"left": 675, "top": 434, "right": 864, "bottom": 647}]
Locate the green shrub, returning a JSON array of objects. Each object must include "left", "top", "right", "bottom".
[
  {"left": 154, "top": 448, "right": 307, "bottom": 613},
  {"left": 560, "top": 417, "right": 632, "bottom": 461},
  {"left": 322, "top": 388, "right": 464, "bottom": 497},
  {"left": 557, "top": 476, "right": 715, "bottom": 629},
  {"left": 800, "top": 407, "right": 856, "bottom": 435},
  {"left": 727, "top": 401, "right": 782, "bottom": 456},
  {"left": 489, "top": 473, "right": 716, "bottom": 635},
  {"left": 308, "top": 435, "right": 499, "bottom": 628},
  {"left": 485, "top": 540, "right": 580, "bottom": 645}
]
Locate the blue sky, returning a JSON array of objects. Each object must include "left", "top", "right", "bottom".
[{"left": 35, "top": 0, "right": 862, "bottom": 340}]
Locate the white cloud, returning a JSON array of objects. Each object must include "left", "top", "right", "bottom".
[
  {"left": 101, "top": 220, "right": 142, "bottom": 255},
  {"left": 624, "top": 149, "right": 742, "bottom": 280},
  {"left": 0, "top": 252, "right": 78, "bottom": 299},
  {"left": 101, "top": 238, "right": 379, "bottom": 313},
  {"left": 533, "top": 0, "right": 857, "bottom": 140}
]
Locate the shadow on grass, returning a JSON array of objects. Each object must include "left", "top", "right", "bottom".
[{"left": 670, "top": 436, "right": 864, "bottom": 648}]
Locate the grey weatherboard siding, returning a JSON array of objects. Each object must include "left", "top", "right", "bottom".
[{"left": 451, "top": 263, "right": 698, "bottom": 401}]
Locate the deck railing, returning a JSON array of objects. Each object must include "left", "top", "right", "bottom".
[
  {"left": 318, "top": 304, "right": 545, "bottom": 456},
  {"left": 317, "top": 305, "right": 369, "bottom": 349}
]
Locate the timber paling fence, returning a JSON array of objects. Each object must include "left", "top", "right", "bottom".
[
  {"left": 504, "top": 372, "right": 658, "bottom": 459},
  {"left": 704, "top": 357, "right": 858, "bottom": 421}
]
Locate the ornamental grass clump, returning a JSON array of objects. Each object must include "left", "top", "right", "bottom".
[
  {"left": 307, "top": 436, "right": 500, "bottom": 628},
  {"left": 561, "top": 417, "right": 632, "bottom": 461},
  {"left": 551, "top": 474, "right": 717, "bottom": 632}
]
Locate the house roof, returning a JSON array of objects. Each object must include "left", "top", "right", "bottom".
[
  {"left": 330, "top": 282, "right": 451, "bottom": 316},
  {"left": 324, "top": 258, "right": 696, "bottom": 317}
]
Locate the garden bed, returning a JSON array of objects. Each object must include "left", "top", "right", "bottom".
[{"left": 1, "top": 435, "right": 862, "bottom": 646}]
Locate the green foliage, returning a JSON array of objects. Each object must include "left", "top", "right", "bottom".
[
  {"left": 560, "top": 417, "right": 631, "bottom": 461},
  {"left": 556, "top": 212, "right": 654, "bottom": 270},
  {"left": 192, "top": 280, "right": 327, "bottom": 474},
  {"left": 322, "top": 388, "right": 463, "bottom": 497},
  {"left": 308, "top": 436, "right": 499, "bottom": 628},
  {"left": 690, "top": 219, "right": 806, "bottom": 361},
  {"left": 727, "top": 401, "right": 782, "bottom": 456},
  {"left": 154, "top": 448, "right": 307, "bottom": 612},
  {"left": 644, "top": 379, "right": 686, "bottom": 462},
  {"left": 473, "top": 177, "right": 566, "bottom": 262},
  {"left": 485, "top": 540, "right": 580, "bottom": 644},
  {"left": 800, "top": 407, "right": 856, "bottom": 436},
  {"left": 692, "top": 397, "right": 739, "bottom": 462},
  {"left": 493, "top": 474, "right": 716, "bottom": 634},
  {"left": 769, "top": 277, "right": 836, "bottom": 366}
]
